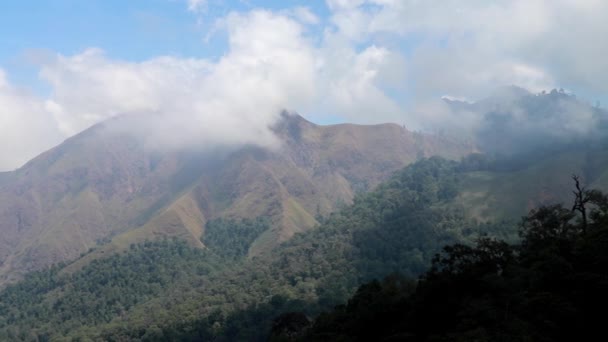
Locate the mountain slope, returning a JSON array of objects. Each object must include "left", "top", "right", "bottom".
[
  {"left": 2, "top": 89, "right": 608, "bottom": 339},
  {"left": 0, "top": 113, "right": 472, "bottom": 284},
  {"left": 2, "top": 151, "right": 608, "bottom": 340},
  {"left": 0, "top": 157, "right": 477, "bottom": 340},
  {"left": 457, "top": 151, "right": 608, "bottom": 221}
]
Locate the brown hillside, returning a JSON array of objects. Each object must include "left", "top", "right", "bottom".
[{"left": 0, "top": 113, "right": 473, "bottom": 284}]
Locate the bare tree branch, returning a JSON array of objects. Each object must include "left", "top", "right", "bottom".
[{"left": 572, "top": 174, "right": 589, "bottom": 234}]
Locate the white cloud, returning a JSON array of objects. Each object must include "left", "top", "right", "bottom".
[
  {"left": 0, "top": 6, "right": 406, "bottom": 170},
  {"left": 40, "top": 48, "right": 213, "bottom": 137},
  {"left": 326, "top": 0, "right": 366, "bottom": 11},
  {"left": 37, "top": 10, "right": 319, "bottom": 152},
  {"left": 317, "top": 41, "right": 406, "bottom": 124},
  {"left": 0, "top": 70, "right": 63, "bottom": 170},
  {"left": 1, "top": 1, "right": 608, "bottom": 169},
  {"left": 319, "top": 0, "right": 608, "bottom": 130},
  {"left": 187, "top": 0, "right": 206, "bottom": 12},
  {"left": 288, "top": 6, "right": 320, "bottom": 25},
  {"left": 326, "top": 0, "right": 608, "bottom": 97}
]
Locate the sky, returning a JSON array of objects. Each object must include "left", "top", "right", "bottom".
[{"left": 1, "top": 0, "right": 608, "bottom": 170}]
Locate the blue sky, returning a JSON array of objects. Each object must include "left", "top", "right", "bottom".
[
  {"left": 0, "top": 0, "right": 219, "bottom": 90},
  {"left": 1, "top": 0, "right": 608, "bottom": 170},
  {"left": 0, "top": 1, "right": 331, "bottom": 91}
]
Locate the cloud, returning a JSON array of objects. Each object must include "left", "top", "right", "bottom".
[
  {"left": 39, "top": 10, "right": 319, "bottom": 151},
  {"left": 1, "top": 1, "right": 608, "bottom": 170},
  {"left": 327, "top": 0, "right": 608, "bottom": 97},
  {"left": 287, "top": 6, "right": 320, "bottom": 25},
  {"left": 473, "top": 90, "right": 602, "bottom": 158},
  {"left": 320, "top": 0, "right": 608, "bottom": 132},
  {"left": 0, "top": 6, "right": 406, "bottom": 170},
  {"left": 0, "top": 70, "right": 63, "bottom": 170},
  {"left": 316, "top": 42, "right": 407, "bottom": 124},
  {"left": 187, "top": 0, "right": 206, "bottom": 12}
]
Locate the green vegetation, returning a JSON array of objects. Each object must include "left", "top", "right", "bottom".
[
  {"left": 297, "top": 187, "right": 608, "bottom": 341},
  {"left": 203, "top": 217, "right": 271, "bottom": 260},
  {"left": 0, "top": 240, "right": 223, "bottom": 340},
  {"left": 0, "top": 156, "right": 570, "bottom": 341}
]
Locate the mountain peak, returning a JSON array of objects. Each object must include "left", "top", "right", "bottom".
[
  {"left": 279, "top": 111, "right": 314, "bottom": 126},
  {"left": 272, "top": 111, "right": 315, "bottom": 142}
]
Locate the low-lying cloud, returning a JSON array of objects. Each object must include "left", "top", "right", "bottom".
[
  {"left": 0, "top": 7, "right": 401, "bottom": 170},
  {"left": 41, "top": 10, "right": 318, "bottom": 151},
  {"left": 0, "top": 70, "right": 64, "bottom": 169}
]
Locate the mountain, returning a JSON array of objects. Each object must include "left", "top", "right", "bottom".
[
  {"left": 2, "top": 149, "right": 608, "bottom": 339},
  {"left": 0, "top": 157, "right": 481, "bottom": 340},
  {"left": 2, "top": 88, "right": 604, "bottom": 283},
  {"left": 2, "top": 90, "right": 608, "bottom": 340},
  {"left": 457, "top": 150, "right": 608, "bottom": 222},
  {"left": 3, "top": 152, "right": 604, "bottom": 340},
  {"left": 446, "top": 86, "right": 608, "bottom": 159},
  {"left": 447, "top": 89, "right": 608, "bottom": 222},
  {"left": 0, "top": 112, "right": 472, "bottom": 284}
]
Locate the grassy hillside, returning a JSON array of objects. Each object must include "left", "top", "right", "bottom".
[
  {"left": 457, "top": 150, "right": 608, "bottom": 222},
  {"left": 2, "top": 88, "right": 606, "bottom": 339},
  {"left": 0, "top": 157, "right": 487, "bottom": 340},
  {"left": 0, "top": 114, "right": 472, "bottom": 285},
  {"left": 2, "top": 152, "right": 607, "bottom": 340}
]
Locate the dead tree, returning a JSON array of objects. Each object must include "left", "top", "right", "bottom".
[{"left": 572, "top": 174, "right": 590, "bottom": 234}]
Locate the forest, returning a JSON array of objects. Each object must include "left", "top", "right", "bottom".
[
  {"left": 0, "top": 157, "right": 604, "bottom": 341},
  {"left": 292, "top": 193, "right": 608, "bottom": 341}
]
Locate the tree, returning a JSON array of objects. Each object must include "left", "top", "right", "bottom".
[
  {"left": 270, "top": 312, "right": 311, "bottom": 341},
  {"left": 571, "top": 174, "right": 590, "bottom": 234}
]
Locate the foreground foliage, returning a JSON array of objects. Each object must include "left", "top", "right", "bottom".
[{"left": 296, "top": 187, "right": 608, "bottom": 341}]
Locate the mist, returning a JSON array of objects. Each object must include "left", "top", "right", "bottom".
[{"left": 435, "top": 87, "right": 608, "bottom": 169}]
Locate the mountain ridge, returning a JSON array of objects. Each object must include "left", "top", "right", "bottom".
[{"left": 0, "top": 112, "right": 473, "bottom": 284}]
